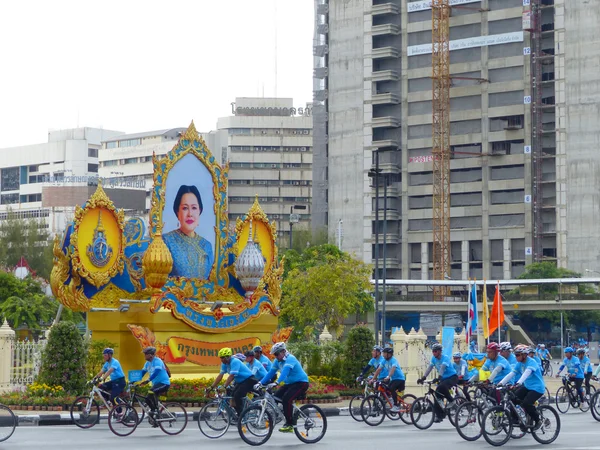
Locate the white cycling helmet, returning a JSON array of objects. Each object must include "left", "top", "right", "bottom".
[
  {"left": 499, "top": 342, "right": 512, "bottom": 351},
  {"left": 271, "top": 342, "right": 287, "bottom": 356},
  {"left": 453, "top": 352, "right": 462, "bottom": 358},
  {"left": 539, "top": 344, "right": 545, "bottom": 348}
]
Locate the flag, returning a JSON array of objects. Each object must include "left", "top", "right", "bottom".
[
  {"left": 466, "top": 280, "right": 478, "bottom": 346},
  {"left": 482, "top": 280, "right": 490, "bottom": 339},
  {"left": 442, "top": 326, "right": 455, "bottom": 357},
  {"left": 489, "top": 282, "right": 505, "bottom": 337}
]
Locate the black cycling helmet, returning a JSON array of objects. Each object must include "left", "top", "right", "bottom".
[
  {"left": 244, "top": 350, "right": 255, "bottom": 358},
  {"left": 382, "top": 347, "right": 393, "bottom": 354},
  {"left": 432, "top": 343, "right": 443, "bottom": 352},
  {"left": 576, "top": 348, "right": 586, "bottom": 355}
]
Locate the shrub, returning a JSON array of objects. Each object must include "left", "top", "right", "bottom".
[
  {"left": 37, "top": 322, "right": 87, "bottom": 394},
  {"left": 86, "top": 338, "right": 118, "bottom": 378},
  {"left": 288, "top": 341, "right": 344, "bottom": 379},
  {"left": 341, "top": 325, "right": 375, "bottom": 386}
]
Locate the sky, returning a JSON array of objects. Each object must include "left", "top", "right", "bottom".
[{"left": 0, "top": 0, "right": 314, "bottom": 148}]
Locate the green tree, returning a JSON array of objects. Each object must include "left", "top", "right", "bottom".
[
  {"left": 341, "top": 325, "right": 375, "bottom": 386},
  {"left": 37, "top": 321, "right": 87, "bottom": 393},
  {"left": 280, "top": 245, "right": 373, "bottom": 339},
  {"left": 288, "top": 225, "right": 329, "bottom": 253},
  {"left": 0, "top": 210, "right": 53, "bottom": 279},
  {"left": 0, "top": 271, "right": 42, "bottom": 301}
]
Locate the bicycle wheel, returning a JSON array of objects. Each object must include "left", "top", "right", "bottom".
[
  {"left": 264, "top": 400, "right": 284, "bottom": 425},
  {"left": 294, "top": 404, "right": 327, "bottom": 444},
  {"left": 555, "top": 386, "right": 570, "bottom": 413},
  {"left": 131, "top": 397, "right": 146, "bottom": 424},
  {"left": 545, "top": 362, "right": 553, "bottom": 377},
  {"left": 70, "top": 396, "right": 100, "bottom": 429},
  {"left": 532, "top": 405, "right": 561, "bottom": 445},
  {"left": 238, "top": 405, "right": 274, "bottom": 446},
  {"left": 108, "top": 405, "right": 138, "bottom": 437},
  {"left": 198, "top": 400, "right": 231, "bottom": 438},
  {"left": 399, "top": 393, "right": 416, "bottom": 425},
  {"left": 410, "top": 397, "right": 435, "bottom": 430},
  {"left": 360, "top": 395, "right": 385, "bottom": 426},
  {"left": 454, "top": 401, "right": 482, "bottom": 442},
  {"left": 591, "top": 390, "right": 600, "bottom": 422},
  {"left": 580, "top": 393, "right": 591, "bottom": 413},
  {"left": 540, "top": 387, "right": 551, "bottom": 405},
  {"left": 589, "top": 384, "right": 597, "bottom": 395},
  {"left": 349, "top": 395, "right": 365, "bottom": 422},
  {"left": 448, "top": 397, "right": 466, "bottom": 427},
  {"left": 0, "top": 405, "right": 17, "bottom": 442},
  {"left": 482, "top": 406, "right": 512, "bottom": 447},
  {"left": 158, "top": 402, "right": 187, "bottom": 435}
]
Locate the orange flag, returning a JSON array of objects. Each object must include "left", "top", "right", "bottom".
[{"left": 488, "top": 282, "right": 505, "bottom": 338}]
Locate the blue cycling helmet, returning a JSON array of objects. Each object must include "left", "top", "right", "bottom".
[
  {"left": 103, "top": 348, "right": 114, "bottom": 355},
  {"left": 564, "top": 347, "right": 574, "bottom": 353},
  {"left": 453, "top": 352, "right": 462, "bottom": 358}
]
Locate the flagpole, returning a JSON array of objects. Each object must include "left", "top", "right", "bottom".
[
  {"left": 485, "top": 279, "right": 489, "bottom": 346},
  {"left": 497, "top": 281, "right": 501, "bottom": 343},
  {"left": 466, "top": 278, "right": 470, "bottom": 349},
  {"left": 474, "top": 278, "right": 477, "bottom": 353}
]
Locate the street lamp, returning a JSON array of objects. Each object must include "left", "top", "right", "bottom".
[
  {"left": 368, "top": 152, "right": 382, "bottom": 344},
  {"left": 289, "top": 204, "right": 307, "bottom": 249}
]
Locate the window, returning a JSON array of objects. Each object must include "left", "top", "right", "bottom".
[
  {"left": 143, "top": 156, "right": 152, "bottom": 162},
  {"left": 29, "top": 165, "right": 39, "bottom": 172},
  {"left": 228, "top": 128, "right": 251, "bottom": 135},
  {"left": 1, "top": 167, "right": 20, "bottom": 191},
  {"left": 105, "top": 141, "right": 118, "bottom": 149},
  {"left": 27, "top": 193, "right": 42, "bottom": 202},
  {"left": 103, "top": 160, "right": 118, "bottom": 167},
  {"left": 0, "top": 193, "right": 19, "bottom": 205},
  {"left": 124, "top": 158, "right": 138, "bottom": 164},
  {"left": 88, "top": 163, "right": 98, "bottom": 173},
  {"left": 119, "top": 138, "right": 141, "bottom": 148},
  {"left": 88, "top": 148, "right": 98, "bottom": 157}
]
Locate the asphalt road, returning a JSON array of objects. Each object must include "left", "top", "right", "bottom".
[{"left": 4, "top": 409, "right": 600, "bottom": 449}]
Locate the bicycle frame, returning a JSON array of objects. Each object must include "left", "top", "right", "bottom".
[
  {"left": 83, "top": 383, "right": 113, "bottom": 412},
  {"left": 497, "top": 387, "right": 531, "bottom": 427},
  {"left": 128, "top": 385, "right": 178, "bottom": 424}
]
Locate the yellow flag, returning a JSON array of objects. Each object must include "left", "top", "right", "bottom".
[{"left": 482, "top": 279, "right": 490, "bottom": 339}]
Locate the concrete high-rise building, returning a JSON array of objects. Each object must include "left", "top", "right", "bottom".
[
  {"left": 314, "top": 0, "right": 600, "bottom": 278},
  {"left": 0, "top": 127, "right": 146, "bottom": 235},
  {"left": 217, "top": 97, "right": 313, "bottom": 245}
]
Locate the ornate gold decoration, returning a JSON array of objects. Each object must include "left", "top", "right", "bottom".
[
  {"left": 50, "top": 234, "right": 91, "bottom": 312},
  {"left": 234, "top": 196, "right": 278, "bottom": 263},
  {"left": 142, "top": 231, "right": 173, "bottom": 292},
  {"left": 127, "top": 325, "right": 170, "bottom": 361},
  {"left": 262, "top": 259, "right": 285, "bottom": 307},
  {"left": 90, "top": 283, "right": 131, "bottom": 309},
  {"left": 148, "top": 121, "right": 229, "bottom": 284},
  {"left": 70, "top": 182, "right": 126, "bottom": 288}
]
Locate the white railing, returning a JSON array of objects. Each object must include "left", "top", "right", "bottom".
[{"left": 11, "top": 340, "right": 46, "bottom": 388}]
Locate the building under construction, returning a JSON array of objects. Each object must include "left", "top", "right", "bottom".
[{"left": 312, "top": 0, "right": 600, "bottom": 281}]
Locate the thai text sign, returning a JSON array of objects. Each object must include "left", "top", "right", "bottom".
[
  {"left": 166, "top": 336, "right": 259, "bottom": 366},
  {"left": 408, "top": 32, "right": 524, "bottom": 57},
  {"left": 407, "top": 0, "right": 480, "bottom": 12}
]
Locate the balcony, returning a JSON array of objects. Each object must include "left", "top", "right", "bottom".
[
  {"left": 371, "top": 185, "right": 400, "bottom": 197},
  {"left": 370, "top": 116, "right": 401, "bottom": 128},
  {"left": 369, "top": 92, "right": 401, "bottom": 105},
  {"left": 371, "top": 23, "right": 400, "bottom": 36},
  {"left": 316, "top": 24, "right": 329, "bottom": 34},
  {"left": 370, "top": 46, "right": 399, "bottom": 60},
  {"left": 313, "top": 45, "right": 329, "bottom": 57},
  {"left": 369, "top": 70, "right": 399, "bottom": 82},
  {"left": 317, "top": 3, "right": 328, "bottom": 15},
  {"left": 313, "top": 67, "right": 328, "bottom": 79},
  {"left": 372, "top": 139, "right": 400, "bottom": 150},
  {"left": 372, "top": 233, "right": 401, "bottom": 245},
  {"left": 371, "top": 209, "right": 401, "bottom": 221},
  {"left": 372, "top": 257, "right": 401, "bottom": 270},
  {"left": 370, "top": 3, "right": 400, "bottom": 16}
]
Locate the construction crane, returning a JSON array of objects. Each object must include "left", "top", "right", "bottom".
[{"left": 431, "top": 0, "right": 451, "bottom": 301}]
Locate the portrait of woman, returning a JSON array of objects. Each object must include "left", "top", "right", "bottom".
[{"left": 163, "top": 185, "right": 214, "bottom": 279}]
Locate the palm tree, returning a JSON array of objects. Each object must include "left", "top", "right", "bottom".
[{"left": 0, "top": 296, "right": 39, "bottom": 330}]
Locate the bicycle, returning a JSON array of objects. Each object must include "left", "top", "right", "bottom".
[
  {"left": 108, "top": 382, "right": 187, "bottom": 437},
  {"left": 410, "top": 379, "right": 465, "bottom": 429},
  {"left": 348, "top": 377, "right": 374, "bottom": 422},
  {"left": 555, "top": 375, "right": 589, "bottom": 413},
  {"left": 359, "top": 380, "right": 415, "bottom": 426},
  {"left": 481, "top": 385, "right": 560, "bottom": 446},
  {"left": 238, "top": 384, "right": 327, "bottom": 446},
  {"left": 0, "top": 403, "right": 17, "bottom": 442},
  {"left": 454, "top": 382, "right": 500, "bottom": 442},
  {"left": 541, "top": 359, "right": 553, "bottom": 377},
  {"left": 588, "top": 381, "right": 600, "bottom": 422},
  {"left": 198, "top": 385, "right": 256, "bottom": 439},
  {"left": 70, "top": 378, "right": 127, "bottom": 429}
]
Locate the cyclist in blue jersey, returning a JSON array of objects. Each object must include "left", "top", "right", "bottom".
[
  {"left": 207, "top": 347, "right": 258, "bottom": 416},
  {"left": 253, "top": 346, "right": 273, "bottom": 371},
  {"left": 528, "top": 347, "right": 542, "bottom": 367},
  {"left": 417, "top": 343, "right": 458, "bottom": 422},
  {"left": 357, "top": 346, "right": 384, "bottom": 382},
  {"left": 576, "top": 348, "right": 594, "bottom": 396},
  {"left": 556, "top": 346, "right": 585, "bottom": 403},
  {"left": 372, "top": 347, "right": 405, "bottom": 412},
  {"left": 244, "top": 350, "right": 268, "bottom": 380},
  {"left": 498, "top": 344, "right": 546, "bottom": 431},
  {"left": 256, "top": 342, "right": 309, "bottom": 433},
  {"left": 500, "top": 342, "right": 517, "bottom": 368},
  {"left": 470, "top": 342, "right": 513, "bottom": 386},
  {"left": 139, "top": 347, "right": 171, "bottom": 423},
  {"left": 452, "top": 352, "right": 471, "bottom": 401},
  {"left": 536, "top": 344, "right": 552, "bottom": 375},
  {"left": 95, "top": 348, "right": 126, "bottom": 405}
]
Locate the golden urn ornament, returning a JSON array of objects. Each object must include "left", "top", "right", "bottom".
[{"left": 142, "top": 230, "right": 173, "bottom": 291}]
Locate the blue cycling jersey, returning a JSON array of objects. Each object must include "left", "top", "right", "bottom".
[
  {"left": 246, "top": 359, "right": 268, "bottom": 380},
  {"left": 142, "top": 357, "right": 170, "bottom": 386},
  {"left": 512, "top": 357, "right": 545, "bottom": 394},
  {"left": 430, "top": 354, "right": 457, "bottom": 379},
  {"left": 453, "top": 359, "right": 468, "bottom": 377},
  {"left": 483, "top": 355, "right": 512, "bottom": 384},
  {"left": 537, "top": 349, "right": 550, "bottom": 360},
  {"left": 369, "top": 355, "right": 384, "bottom": 370},
  {"left": 220, "top": 357, "right": 254, "bottom": 384},
  {"left": 560, "top": 356, "right": 584, "bottom": 379},
  {"left": 261, "top": 354, "right": 308, "bottom": 385},
  {"left": 580, "top": 356, "right": 593, "bottom": 373},
  {"left": 532, "top": 356, "right": 542, "bottom": 368},
  {"left": 102, "top": 358, "right": 125, "bottom": 380},
  {"left": 258, "top": 354, "right": 272, "bottom": 371},
  {"left": 381, "top": 356, "right": 405, "bottom": 381}
]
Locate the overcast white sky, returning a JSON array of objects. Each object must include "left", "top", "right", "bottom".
[{"left": 0, "top": 0, "right": 314, "bottom": 148}]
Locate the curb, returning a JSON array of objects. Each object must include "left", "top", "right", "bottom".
[{"left": 17, "top": 407, "right": 345, "bottom": 426}]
